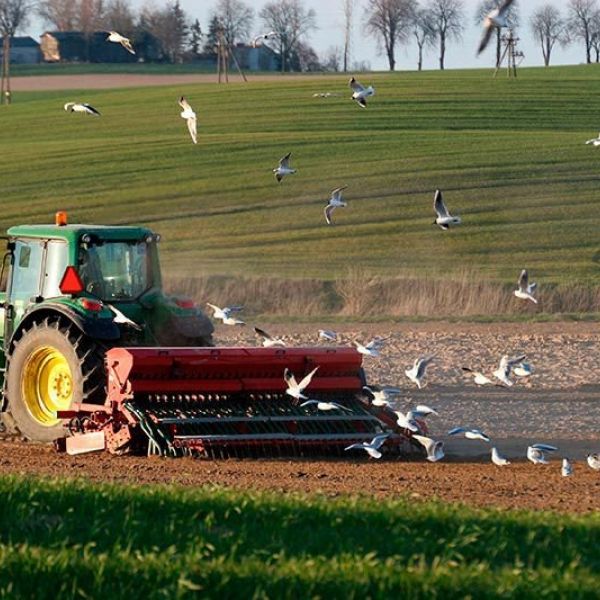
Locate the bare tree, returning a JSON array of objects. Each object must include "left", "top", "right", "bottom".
[
  {"left": 412, "top": 6, "right": 435, "bottom": 71},
  {"left": 474, "top": 0, "right": 519, "bottom": 67},
  {"left": 214, "top": 0, "right": 253, "bottom": 46},
  {"left": 139, "top": 1, "right": 189, "bottom": 63},
  {"left": 530, "top": 4, "right": 566, "bottom": 66},
  {"left": 78, "top": 0, "right": 106, "bottom": 33},
  {"left": 103, "top": 0, "right": 135, "bottom": 36},
  {"left": 567, "top": 0, "right": 599, "bottom": 63},
  {"left": 342, "top": 0, "right": 354, "bottom": 72},
  {"left": 426, "top": 0, "right": 464, "bottom": 70},
  {"left": 0, "top": 0, "right": 31, "bottom": 104},
  {"left": 590, "top": 10, "right": 600, "bottom": 61},
  {"left": 363, "top": 0, "right": 413, "bottom": 71},
  {"left": 37, "top": 0, "right": 78, "bottom": 30},
  {"left": 322, "top": 45, "right": 341, "bottom": 71},
  {"left": 259, "top": 0, "right": 317, "bottom": 73}
]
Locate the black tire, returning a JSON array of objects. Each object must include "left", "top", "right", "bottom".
[{"left": 4, "top": 317, "right": 105, "bottom": 442}]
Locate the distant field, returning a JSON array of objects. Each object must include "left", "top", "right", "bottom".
[
  {"left": 2, "top": 65, "right": 599, "bottom": 316},
  {"left": 10, "top": 62, "right": 216, "bottom": 76},
  {"left": 0, "top": 475, "right": 598, "bottom": 598}
]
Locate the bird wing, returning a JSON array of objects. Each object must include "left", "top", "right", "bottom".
[
  {"left": 254, "top": 327, "right": 273, "bottom": 341},
  {"left": 279, "top": 152, "right": 291, "bottom": 168},
  {"left": 206, "top": 303, "right": 222, "bottom": 315},
  {"left": 499, "top": 0, "right": 515, "bottom": 17},
  {"left": 356, "top": 96, "right": 367, "bottom": 108},
  {"left": 518, "top": 269, "right": 529, "bottom": 292},
  {"left": 415, "top": 404, "right": 438, "bottom": 417},
  {"left": 369, "top": 434, "right": 389, "bottom": 449},
  {"left": 283, "top": 368, "right": 297, "bottom": 388},
  {"left": 477, "top": 22, "right": 495, "bottom": 55},
  {"left": 349, "top": 77, "right": 364, "bottom": 93},
  {"left": 448, "top": 427, "right": 466, "bottom": 436},
  {"left": 433, "top": 189, "right": 449, "bottom": 218},
  {"left": 507, "top": 354, "right": 527, "bottom": 368},
  {"left": 186, "top": 116, "right": 197, "bottom": 144},
  {"left": 121, "top": 38, "right": 135, "bottom": 54},
  {"left": 531, "top": 443, "right": 558, "bottom": 451},
  {"left": 298, "top": 366, "right": 319, "bottom": 390},
  {"left": 300, "top": 400, "right": 317, "bottom": 408},
  {"left": 344, "top": 443, "right": 363, "bottom": 451},
  {"left": 83, "top": 104, "right": 101, "bottom": 116},
  {"left": 324, "top": 204, "right": 335, "bottom": 225},
  {"left": 330, "top": 186, "right": 347, "bottom": 202}
]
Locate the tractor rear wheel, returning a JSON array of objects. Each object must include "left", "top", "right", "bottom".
[{"left": 4, "top": 318, "right": 105, "bottom": 442}]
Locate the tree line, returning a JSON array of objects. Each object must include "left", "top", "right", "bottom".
[{"left": 1, "top": 0, "right": 600, "bottom": 72}]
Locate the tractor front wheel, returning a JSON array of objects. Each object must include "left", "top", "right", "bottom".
[{"left": 4, "top": 318, "right": 104, "bottom": 442}]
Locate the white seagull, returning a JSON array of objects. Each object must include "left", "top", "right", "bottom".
[
  {"left": 324, "top": 186, "right": 348, "bottom": 225},
  {"left": 562, "top": 457, "right": 573, "bottom": 477},
  {"left": 284, "top": 366, "right": 319, "bottom": 401},
  {"left": 251, "top": 31, "right": 277, "bottom": 48},
  {"left": 514, "top": 269, "right": 538, "bottom": 304},
  {"left": 477, "top": 0, "right": 515, "bottom": 55},
  {"left": 462, "top": 367, "right": 496, "bottom": 387},
  {"left": 585, "top": 133, "right": 600, "bottom": 146},
  {"left": 273, "top": 152, "right": 296, "bottom": 183},
  {"left": 527, "top": 443, "right": 557, "bottom": 465},
  {"left": 448, "top": 427, "right": 491, "bottom": 442},
  {"left": 312, "top": 92, "right": 339, "bottom": 98},
  {"left": 349, "top": 76, "right": 375, "bottom": 108},
  {"left": 587, "top": 453, "right": 600, "bottom": 471},
  {"left": 107, "top": 304, "right": 142, "bottom": 331},
  {"left": 405, "top": 355, "right": 435, "bottom": 389},
  {"left": 178, "top": 96, "right": 197, "bottom": 144},
  {"left": 433, "top": 189, "right": 461, "bottom": 230},
  {"left": 106, "top": 31, "right": 136, "bottom": 54},
  {"left": 254, "top": 327, "right": 285, "bottom": 348},
  {"left": 345, "top": 434, "right": 389, "bottom": 459},
  {"left": 363, "top": 385, "right": 401, "bottom": 407},
  {"left": 353, "top": 338, "right": 386, "bottom": 358},
  {"left": 412, "top": 434, "right": 445, "bottom": 462},
  {"left": 301, "top": 399, "right": 353, "bottom": 413},
  {"left": 491, "top": 447, "right": 511, "bottom": 466},
  {"left": 206, "top": 303, "right": 245, "bottom": 326},
  {"left": 393, "top": 410, "right": 420, "bottom": 433},
  {"left": 318, "top": 329, "right": 338, "bottom": 342},
  {"left": 64, "top": 102, "right": 101, "bottom": 116},
  {"left": 493, "top": 354, "right": 526, "bottom": 387}
]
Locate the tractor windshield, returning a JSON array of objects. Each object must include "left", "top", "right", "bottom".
[{"left": 79, "top": 240, "right": 153, "bottom": 301}]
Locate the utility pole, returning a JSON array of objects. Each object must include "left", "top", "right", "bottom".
[
  {"left": 1, "top": 36, "right": 12, "bottom": 104},
  {"left": 494, "top": 30, "right": 521, "bottom": 79}
]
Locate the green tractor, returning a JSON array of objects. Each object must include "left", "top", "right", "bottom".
[{"left": 0, "top": 212, "right": 214, "bottom": 443}]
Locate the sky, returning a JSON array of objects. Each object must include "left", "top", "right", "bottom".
[{"left": 23, "top": 0, "right": 586, "bottom": 71}]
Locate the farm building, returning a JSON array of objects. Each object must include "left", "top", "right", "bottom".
[
  {"left": 231, "top": 44, "right": 279, "bottom": 71},
  {"left": 0, "top": 37, "right": 40, "bottom": 64},
  {"left": 40, "top": 31, "right": 138, "bottom": 63}
]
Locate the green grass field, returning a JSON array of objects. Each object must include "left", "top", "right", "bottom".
[
  {"left": 0, "top": 475, "right": 598, "bottom": 599},
  {"left": 2, "top": 65, "right": 599, "bottom": 314}
]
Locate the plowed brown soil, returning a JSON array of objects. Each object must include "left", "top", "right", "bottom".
[{"left": 0, "top": 441, "right": 598, "bottom": 513}]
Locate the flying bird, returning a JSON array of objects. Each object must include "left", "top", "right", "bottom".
[
  {"left": 284, "top": 366, "right": 319, "bottom": 401},
  {"left": 362, "top": 385, "right": 401, "bottom": 407},
  {"left": 254, "top": 327, "right": 285, "bottom": 348},
  {"left": 514, "top": 269, "right": 538, "bottom": 304},
  {"left": 562, "top": 457, "right": 573, "bottom": 477},
  {"left": 393, "top": 410, "right": 420, "bottom": 433},
  {"left": 107, "top": 304, "right": 142, "bottom": 331},
  {"left": 433, "top": 189, "right": 461, "bottom": 230},
  {"left": 318, "top": 329, "right": 338, "bottom": 342},
  {"left": 251, "top": 30, "right": 277, "bottom": 48},
  {"left": 462, "top": 367, "right": 496, "bottom": 386},
  {"left": 587, "top": 453, "right": 600, "bottom": 471},
  {"left": 349, "top": 76, "right": 375, "bottom": 108},
  {"left": 513, "top": 361, "right": 534, "bottom": 378},
  {"left": 412, "top": 435, "right": 445, "bottom": 462},
  {"left": 345, "top": 434, "right": 389, "bottom": 459},
  {"left": 477, "top": 0, "right": 515, "bottom": 56},
  {"left": 301, "top": 399, "right": 353, "bottom": 413},
  {"left": 206, "top": 303, "right": 245, "bottom": 325},
  {"left": 324, "top": 186, "right": 348, "bottom": 225},
  {"left": 178, "top": 96, "right": 197, "bottom": 144},
  {"left": 353, "top": 337, "right": 389, "bottom": 358},
  {"left": 63, "top": 102, "right": 100, "bottom": 116},
  {"left": 273, "top": 152, "right": 296, "bottom": 183},
  {"left": 106, "top": 31, "right": 136, "bottom": 54},
  {"left": 493, "top": 354, "right": 526, "bottom": 387},
  {"left": 527, "top": 443, "right": 557, "bottom": 465},
  {"left": 405, "top": 356, "right": 435, "bottom": 389},
  {"left": 448, "top": 427, "right": 490, "bottom": 442},
  {"left": 491, "top": 447, "right": 510, "bottom": 466}
]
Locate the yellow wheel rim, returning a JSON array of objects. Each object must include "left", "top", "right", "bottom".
[{"left": 21, "top": 346, "right": 74, "bottom": 427}]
